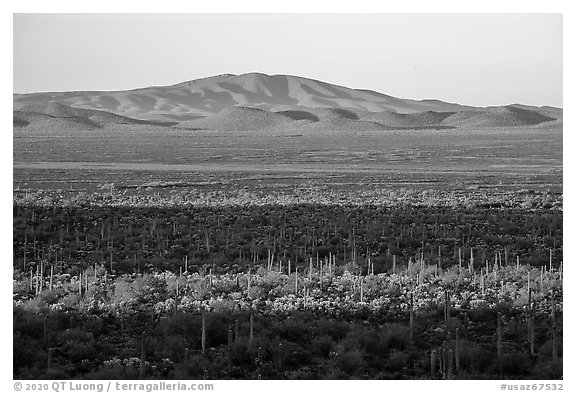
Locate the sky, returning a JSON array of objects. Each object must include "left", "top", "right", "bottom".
[{"left": 13, "top": 13, "right": 563, "bottom": 108}]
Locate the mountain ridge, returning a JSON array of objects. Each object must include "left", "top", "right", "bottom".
[{"left": 13, "top": 72, "right": 561, "bottom": 131}]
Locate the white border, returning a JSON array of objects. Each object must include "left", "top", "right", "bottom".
[{"left": 4, "top": 2, "right": 571, "bottom": 391}]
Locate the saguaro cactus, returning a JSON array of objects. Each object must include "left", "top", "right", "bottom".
[
  {"left": 139, "top": 331, "right": 146, "bottom": 379},
  {"left": 49, "top": 266, "right": 53, "bottom": 291},
  {"left": 551, "top": 297, "right": 558, "bottom": 364},
  {"left": 249, "top": 314, "right": 254, "bottom": 346},
  {"left": 294, "top": 267, "right": 298, "bottom": 294},
  {"left": 201, "top": 311, "right": 206, "bottom": 355},
  {"left": 528, "top": 288, "right": 535, "bottom": 356},
  {"left": 35, "top": 265, "right": 40, "bottom": 295},
  {"left": 409, "top": 292, "right": 414, "bottom": 344},
  {"left": 455, "top": 328, "right": 461, "bottom": 373},
  {"left": 247, "top": 270, "right": 251, "bottom": 297},
  {"left": 47, "top": 347, "right": 54, "bottom": 370},
  {"left": 497, "top": 312, "right": 503, "bottom": 372},
  {"left": 444, "top": 289, "right": 450, "bottom": 330},
  {"left": 447, "top": 349, "right": 454, "bottom": 379}
]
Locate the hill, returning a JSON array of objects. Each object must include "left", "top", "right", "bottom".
[
  {"left": 442, "top": 106, "right": 555, "bottom": 128},
  {"left": 178, "top": 106, "right": 309, "bottom": 131},
  {"left": 13, "top": 102, "right": 175, "bottom": 130},
  {"left": 13, "top": 73, "right": 561, "bottom": 130},
  {"left": 14, "top": 73, "right": 475, "bottom": 122}
]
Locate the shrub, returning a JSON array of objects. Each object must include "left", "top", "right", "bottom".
[{"left": 337, "top": 349, "right": 366, "bottom": 376}]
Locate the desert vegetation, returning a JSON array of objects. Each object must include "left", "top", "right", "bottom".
[{"left": 13, "top": 188, "right": 562, "bottom": 379}]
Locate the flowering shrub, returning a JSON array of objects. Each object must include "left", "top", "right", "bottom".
[{"left": 13, "top": 263, "right": 562, "bottom": 321}]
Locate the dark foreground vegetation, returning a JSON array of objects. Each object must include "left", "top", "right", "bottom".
[{"left": 13, "top": 298, "right": 562, "bottom": 379}]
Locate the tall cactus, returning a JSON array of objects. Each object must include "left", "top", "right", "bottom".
[
  {"left": 455, "top": 328, "right": 461, "bottom": 373},
  {"left": 528, "top": 288, "right": 535, "bottom": 356},
  {"left": 497, "top": 312, "right": 503, "bottom": 373},
  {"left": 47, "top": 347, "right": 53, "bottom": 370},
  {"left": 409, "top": 292, "right": 414, "bottom": 345},
  {"left": 447, "top": 349, "right": 453, "bottom": 379},
  {"left": 249, "top": 314, "right": 254, "bottom": 346},
  {"left": 247, "top": 270, "right": 251, "bottom": 297},
  {"left": 551, "top": 296, "right": 558, "bottom": 364},
  {"left": 201, "top": 311, "right": 206, "bottom": 355},
  {"left": 444, "top": 289, "right": 450, "bottom": 331},
  {"left": 35, "top": 265, "right": 40, "bottom": 295},
  {"left": 439, "top": 342, "right": 445, "bottom": 378},
  {"left": 139, "top": 331, "right": 146, "bottom": 379},
  {"left": 294, "top": 267, "right": 298, "bottom": 294}
]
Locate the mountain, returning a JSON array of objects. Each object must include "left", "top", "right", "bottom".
[
  {"left": 13, "top": 72, "right": 476, "bottom": 120},
  {"left": 13, "top": 72, "right": 561, "bottom": 130}
]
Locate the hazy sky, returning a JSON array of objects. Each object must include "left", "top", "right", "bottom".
[{"left": 13, "top": 13, "right": 562, "bottom": 107}]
